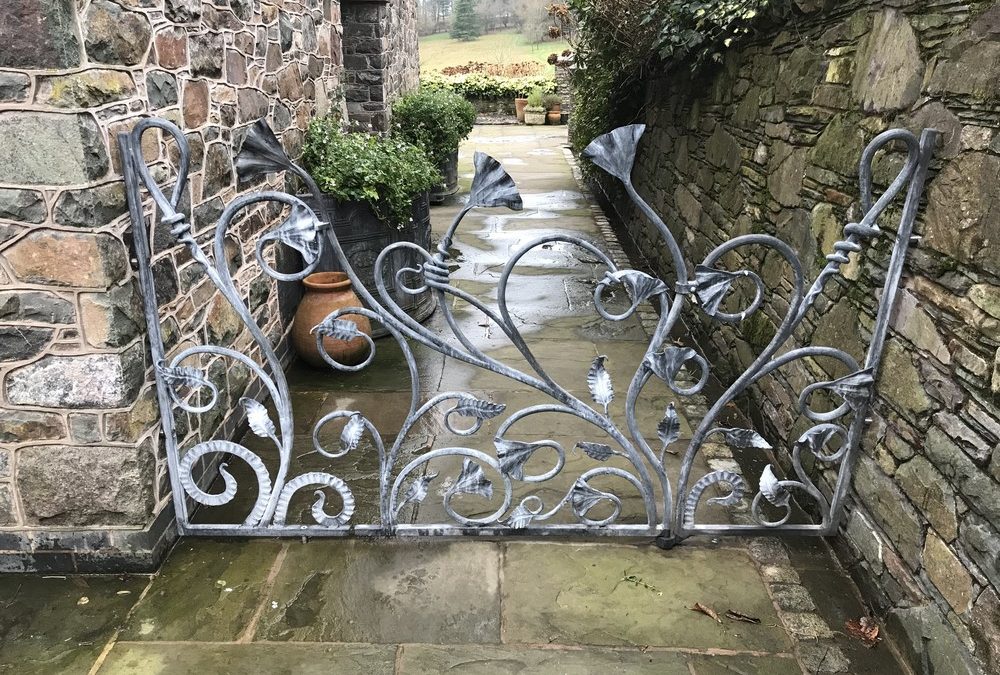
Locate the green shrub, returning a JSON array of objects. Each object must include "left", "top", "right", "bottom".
[
  {"left": 526, "top": 87, "right": 544, "bottom": 108},
  {"left": 303, "top": 115, "right": 440, "bottom": 227},
  {"left": 421, "top": 72, "right": 557, "bottom": 101},
  {"left": 393, "top": 88, "right": 476, "bottom": 167},
  {"left": 542, "top": 93, "right": 562, "bottom": 110}
]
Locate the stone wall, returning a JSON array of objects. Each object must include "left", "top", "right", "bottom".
[
  {"left": 0, "top": 0, "right": 345, "bottom": 572},
  {"left": 606, "top": 0, "right": 1000, "bottom": 671},
  {"left": 342, "top": 0, "right": 419, "bottom": 130}
]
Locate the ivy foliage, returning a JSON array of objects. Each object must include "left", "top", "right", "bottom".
[
  {"left": 568, "top": 0, "right": 783, "bottom": 154},
  {"left": 303, "top": 116, "right": 441, "bottom": 227},
  {"left": 393, "top": 88, "right": 476, "bottom": 167}
]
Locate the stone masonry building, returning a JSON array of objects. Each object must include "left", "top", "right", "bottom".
[
  {"left": 602, "top": 0, "right": 1000, "bottom": 671},
  {"left": 0, "top": 0, "right": 417, "bottom": 572}
]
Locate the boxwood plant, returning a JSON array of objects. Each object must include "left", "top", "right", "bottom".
[
  {"left": 392, "top": 88, "right": 476, "bottom": 167},
  {"left": 302, "top": 115, "right": 440, "bottom": 228}
]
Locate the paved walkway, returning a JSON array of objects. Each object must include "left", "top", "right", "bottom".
[{"left": 0, "top": 126, "right": 907, "bottom": 674}]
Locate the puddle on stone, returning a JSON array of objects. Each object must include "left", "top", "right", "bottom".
[{"left": 520, "top": 190, "right": 584, "bottom": 211}]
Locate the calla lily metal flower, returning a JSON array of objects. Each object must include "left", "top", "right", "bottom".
[
  {"left": 467, "top": 151, "right": 523, "bottom": 210},
  {"left": 235, "top": 119, "right": 296, "bottom": 180},
  {"left": 581, "top": 123, "right": 646, "bottom": 184}
]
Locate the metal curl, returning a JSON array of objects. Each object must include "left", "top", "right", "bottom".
[
  {"left": 682, "top": 470, "right": 747, "bottom": 528},
  {"left": 272, "top": 472, "right": 356, "bottom": 527},
  {"left": 178, "top": 441, "right": 272, "bottom": 527}
]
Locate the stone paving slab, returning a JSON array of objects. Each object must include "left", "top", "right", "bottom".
[
  {"left": 120, "top": 540, "right": 282, "bottom": 642},
  {"left": 395, "top": 643, "right": 691, "bottom": 673},
  {"left": 501, "top": 542, "right": 793, "bottom": 653},
  {"left": 256, "top": 541, "right": 501, "bottom": 644},
  {"left": 97, "top": 642, "right": 396, "bottom": 674}
]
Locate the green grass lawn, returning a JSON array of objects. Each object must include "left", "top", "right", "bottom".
[{"left": 419, "top": 30, "right": 569, "bottom": 73}]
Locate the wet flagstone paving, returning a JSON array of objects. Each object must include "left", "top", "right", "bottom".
[{"left": 1, "top": 126, "right": 907, "bottom": 674}]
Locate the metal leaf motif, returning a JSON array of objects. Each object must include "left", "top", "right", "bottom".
[
  {"left": 452, "top": 395, "right": 507, "bottom": 420},
  {"left": 759, "top": 465, "right": 790, "bottom": 507},
  {"left": 261, "top": 202, "right": 321, "bottom": 265},
  {"left": 234, "top": 118, "right": 294, "bottom": 180},
  {"left": 159, "top": 361, "right": 211, "bottom": 391},
  {"left": 340, "top": 413, "right": 365, "bottom": 453},
  {"left": 312, "top": 316, "right": 363, "bottom": 340},
  {"left": 587, "top": 355, "right": 614, "bottom": 414},
  {"left": 691, "top": 265, "right": 746, "bottom": 316},
  {"left": 397, "top": 472, "right": 438, "bottom": 516},
  {"left": 467, "top": 151, "right": 523, "bottom": 210},
  {"left": 570, "top": 479, "right": 617, "bottom": 518},
  {"left": 241, "top": 398, "right": 275, "bottom": 439},
  {"left": 581, "top": 123, "right": 645, "bottom": 183},
  {"left": 657, "top": 403, "right": 681, "bottom": 456},
  {"left": 795, "top": 425, "right": 845, "bottom": 462},
  {"left": 494, "top": 438, "right": 541, "bottom": 480},
  {"left": 827, "top": 368, "right": 875, "bottom": 409},
  {"left": 576, "top": 441, "right": 615, "bottom": 461},
  {"left": 449, "top": 458, "right": 494, "bottom": 499},
  {"left": 720, "top": 427, "right": 773, "bottom": 450},
  {"left": 645, "top": 347, "right": 696, "bottom": 383},
  {"left": 505, "top": 497, "right": 543, "bottom": 528},
  {"left": 604, "top": 270, "right": 669, "bottom": 304}
]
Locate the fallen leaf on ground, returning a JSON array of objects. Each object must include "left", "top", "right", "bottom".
[
  {"left": 690, "top": 602, "right": 721, "bottom": 623},
  {"left": 845, "top": 616, "right": 880, "bottom": 647},
  {"left": 725, "top": 609, "right": 761, "bottom": 624},
  {"left": 77, "top": 596, "right": 89, "bottom": 606}
]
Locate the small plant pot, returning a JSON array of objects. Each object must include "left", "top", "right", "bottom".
[
  {"left": 514, "top": 98, "right": 528, "bottom": 123},
  {"left": 291, "top": 272, "right": 372, "bottom": 368},
  {"left": 524, "top": 107, "right": 546, "bottom": 125},
  {"left": 546, "top": 111, "right": 562, "bottom": 125}
]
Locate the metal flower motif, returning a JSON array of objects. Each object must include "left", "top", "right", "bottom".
[
  {"left": 570, "top": 479, "right": 617, "bottom": 519},
  {"left": 795, "top": 424, "right": 845, "bottom": 462},
  {"left": 448, "top": 458, "right": 494, "bottom": 500},
  {"left": 690, "top": 265, "right": 748, "bottom": 317},
  {"left": 720, "top": 427, "right": 773, "bottom": 450},
  {"left": 759, "top": 465, "right": 790, "bottom": 508},
  {"left": 396, "top": 471, "right": 438, "bottom": 516},
  {"left": 581, "top": 123, "right": 646, "bottom": 184},
  {"left": 234, "top": 119, "right": 295, "bottom": 180},
  {"left": 657, "top": 403, "right": 681, "bottom": 458},
  {"left": 241, "top": 398, "right": 276, "bottom": 439},
  {"left": 467, "top": 151, "right": 523, "bottom": 210},
  {"left": 576, "top": 441, "right": 616, "bottom": 461},
  {"left": 645, "top": 347, "right": 697, "bottom": 383},
  {"left": 495, "top": 438, "right": 542, "bottom": 480},
  {"left": 340, "top": 413, "right": 365, "bottom": 453},
  {"left": 603, "top": 270, "right": 669, "bottom": 305},
  {"left": 826, "top": 368, "right": 875, "bottom": 409},
  {"left": 260, "top": 202, "right": 322, "bottom": 265},
  {"left": 587, "top": 355, "right": 614, "bottom": 414},
  {"left": 312, "top": 316, "right": 363, "bottom": 340}
]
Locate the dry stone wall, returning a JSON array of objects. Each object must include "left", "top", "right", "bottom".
[
  {"left": 606, "top": 0, "right": 1000, "bottom": 671},
  {"left": 0, "top": 0, "right": 346, "bottom": 572}
]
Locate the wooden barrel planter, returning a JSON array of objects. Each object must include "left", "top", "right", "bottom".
[
  {"left": 302, "top": 192, "right": 436, "bottom": 338},
  {"left": 429, "top": 149, "right": 460, "bottom": 204}
]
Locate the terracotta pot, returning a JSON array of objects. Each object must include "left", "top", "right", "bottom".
[
  {"left": 546, "top": 111, "right": 561, "bottom": 125},
  {"left": 291, "top": 272, "right": 372, "bottom": 368},
  {"left": 514, "top": 97, "right": 528, "bottom": 123}
]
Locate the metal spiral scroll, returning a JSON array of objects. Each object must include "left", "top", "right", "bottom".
[{"left": 122, "top": 116, "right": 937, "bottom": 542}]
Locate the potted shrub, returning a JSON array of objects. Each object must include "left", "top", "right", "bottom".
[
  {"left": 300, "top": 115, "right": 442, "bottom": 331},
  {"left": 393, "top": 88, "right": 476, "bottom": 204},
  {"left": 543, "top": 93, "right": 562, "bottom": 124},
  {"left": 523, "top": 88, "right": 546, "bottom": 125}
]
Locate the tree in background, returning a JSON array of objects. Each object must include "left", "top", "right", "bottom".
[{"left": 451, "top": 0, "right": 481, "bottom": 40}]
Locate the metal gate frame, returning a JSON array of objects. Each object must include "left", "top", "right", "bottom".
[{"left": 120, "top": 118, "right": 936, "bottom": 546}]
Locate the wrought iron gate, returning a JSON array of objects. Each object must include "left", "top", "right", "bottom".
[{"left": 120, "top": 119, "right": 936, "bottom": 545}]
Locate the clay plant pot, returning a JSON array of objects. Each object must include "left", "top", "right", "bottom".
[
  {"left": 546, "top": 111, "right": 561, "bottom": 125},
  {"left": 291, "top": 272, "right": 372, "bottom": 368},
  {"left": 514, "top": 97, "right": 528, "bottom": 123}
]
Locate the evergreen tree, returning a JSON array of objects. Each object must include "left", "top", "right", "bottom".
[{"left": 450, "top": 0, "right": 480, "bottom": 41}]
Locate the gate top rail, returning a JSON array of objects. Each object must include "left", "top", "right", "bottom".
[{"left": 120, "top": 118, "right": 937, "bottom": 544}]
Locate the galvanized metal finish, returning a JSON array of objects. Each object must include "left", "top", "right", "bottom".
[{"left": 120, "top": 118, "right": 937, "bottom": 543}]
